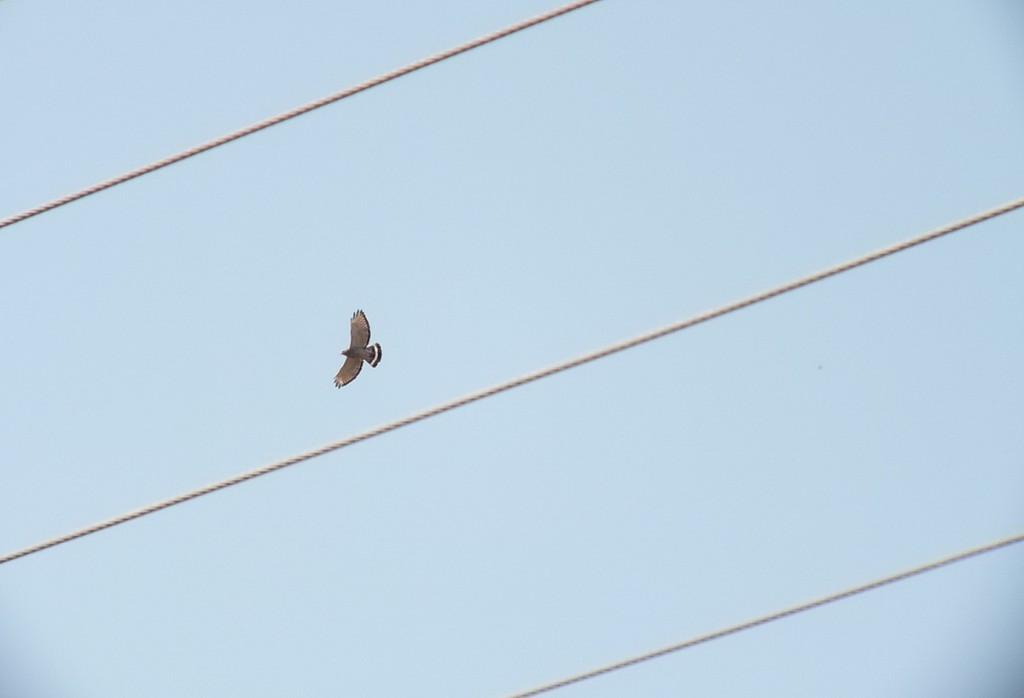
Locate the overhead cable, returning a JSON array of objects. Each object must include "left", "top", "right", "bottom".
[
  {"left": 0, "top": 0, "right": 602, "bottom": 231},
  {"left": 1, "top": 195, "right": 1022, "bottom": 566},
  {"left": 506, "top": 532, "right": 1024, "bottom": 697}
]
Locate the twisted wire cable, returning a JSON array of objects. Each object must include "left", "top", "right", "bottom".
[
  {"left": 0, "top": 0, "right": 602, "bottom": 231},
  {"left": 507, "top": 532, "right": 1024, "bottom": 697},
  {"left": 1, "top": 195, "right": 1022, "bottom": 565}
]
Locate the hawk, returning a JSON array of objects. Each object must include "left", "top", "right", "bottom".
[{"left": 334, "top": 310, "right": 382, "bottom": 388}]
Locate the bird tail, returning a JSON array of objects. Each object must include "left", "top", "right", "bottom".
[{"left": 368, "top": 343, "right": 382, "bottom": 367}]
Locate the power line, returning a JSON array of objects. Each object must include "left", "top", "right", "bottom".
[
  {"left": 506, "top": 532, "right": 1024, "bottom": 697},
  {"left": 0, "top": 0, "right": 602, "bottom": 232},
  {"left": 1, "top": 195, "right": 1022, "bottom": 566}
]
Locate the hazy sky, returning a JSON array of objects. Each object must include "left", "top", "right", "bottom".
[{"left": 1, "top": 1, "right": 1022, "bottom": 696}]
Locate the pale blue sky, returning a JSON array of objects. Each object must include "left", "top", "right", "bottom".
[{"left": 1, "top": 1, "right": 1023, "bottom": 696}]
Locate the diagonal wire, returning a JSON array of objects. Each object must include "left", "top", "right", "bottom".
[
  {"left": 1, "top": 195, "right": 1022, "bottom": 566},
  {"left": 0, "top": 0, "right": 602, "bottom": 232},
  {"left": 506, "top": 532, "right": 1024, "bottom": 697}
]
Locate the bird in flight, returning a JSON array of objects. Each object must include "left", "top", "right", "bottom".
[{"left": 334, "top": 309, "right": 382, "bottom": 388}]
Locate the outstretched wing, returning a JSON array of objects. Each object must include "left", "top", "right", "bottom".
[
  {"left": 334, "top": 355, "right": 363, "bottom": 388},
  {"left": 349, "top": 310, "right": 371, "bottom": 349}
]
